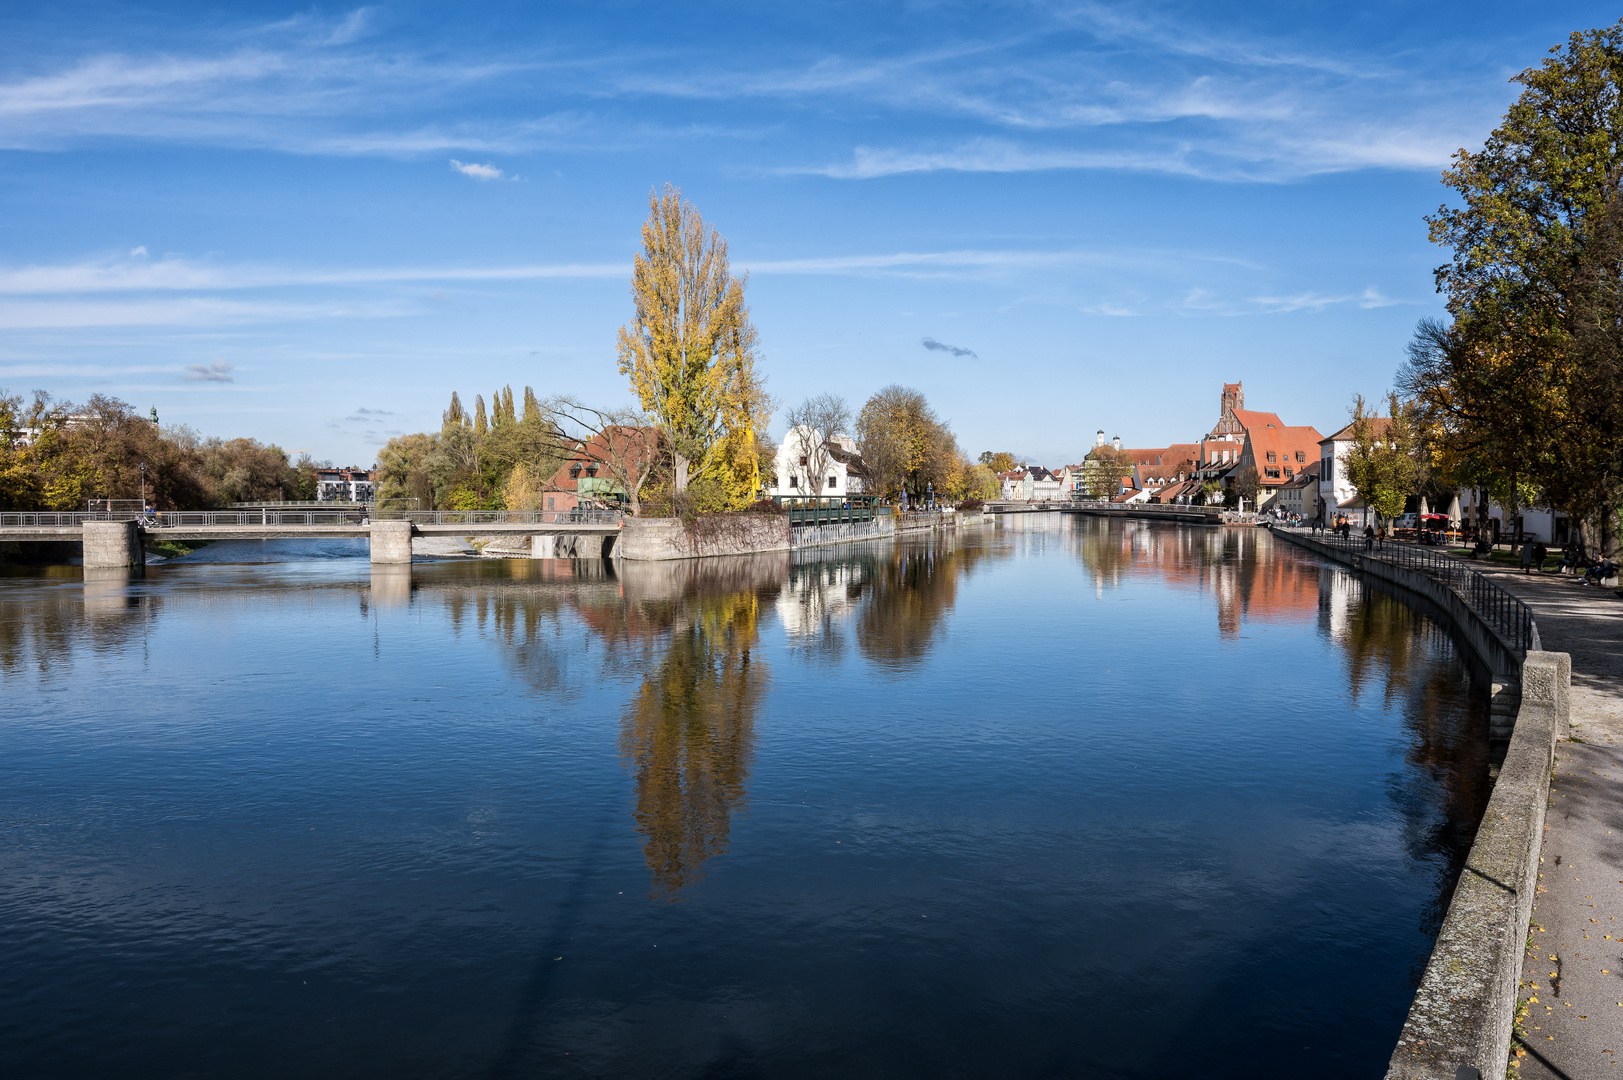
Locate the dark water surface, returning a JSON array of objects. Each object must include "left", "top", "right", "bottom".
[{"left": 0, "top": 516, "right": 1490, "bottom": 1079}]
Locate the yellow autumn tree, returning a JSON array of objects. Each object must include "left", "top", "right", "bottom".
[{"left": 617, "top": 185, "right": 771, "bottom": 505}]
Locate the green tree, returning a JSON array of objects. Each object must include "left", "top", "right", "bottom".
[
  {"left": 1342, "top": 393, "right": 1425, "bottom": 527},
  {"left": 1409, "top": 21, "right": 1623, "bottom": 555}
]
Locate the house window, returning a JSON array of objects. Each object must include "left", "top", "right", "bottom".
[
  {"left": 789, "top": 476, "right": 799, "bottom": 489},
  {"left": 569, "top": 463, "right": 582, "bottom": 478},
  {"left": 547, "top": 496, "right": 554, "bottom": 510},
  {"left": 799, "top": 455, "right": 808, "bottom": 466},
  {"left": 1296, "top": 451, "right": 1306, "bottom": 463},
  {"left": 827, "top": 476, "right": 837, "bottom": 489},
  {"left": 1283, "top": 466, "right": 1293, "bottom": 477},
  {"left": 1265, "top": 468, "right": 1281, "bottom": 479},
  {"left": 1266, "top": 451, "right": 1277, "bottom": 463}
]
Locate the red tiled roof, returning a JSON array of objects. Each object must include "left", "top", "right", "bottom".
[
  {"left": 1231, "top": 408, "right": 1286, "bottom": 433},
  {"left": 1243, "top": 424, "right": 1324, "bottom": 489}
]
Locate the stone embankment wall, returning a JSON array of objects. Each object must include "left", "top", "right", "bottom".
[
  {"left": 1272, "top": 529, "right": 1573, "bottom": 1080},
  {"left": 618, "top": 508, "right": 985, "bottom": 562},
  {"left": 618, "top": 515, "right": 791, "bottom": 561}
]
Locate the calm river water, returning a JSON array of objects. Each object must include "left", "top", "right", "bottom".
[{"left": 0, "top": 516, "right": 1490, "bottom": 1079}]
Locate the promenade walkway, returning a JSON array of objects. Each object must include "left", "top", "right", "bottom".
[{"left": 1462, "top": 558, "right": 1623, "bottom": 1079}]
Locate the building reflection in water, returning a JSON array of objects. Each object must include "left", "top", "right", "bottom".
[{"left": 1061, "top": 514, "right": 1491, "bottom": 943}]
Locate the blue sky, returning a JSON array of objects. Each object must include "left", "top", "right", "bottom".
[{"left": 0, "top": 2, "right": 1610, "bottom": 466}]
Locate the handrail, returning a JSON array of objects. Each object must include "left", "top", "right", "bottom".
[
  {"left": 0, "top": 508, "right": 624, "bottom": 528},
  {"left": 1285, "top": 528, "right": 1539, "bottom": 654}
]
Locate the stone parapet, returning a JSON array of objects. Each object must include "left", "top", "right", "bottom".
[{"left": 1386, "top": 650, "right": 1569, "bottom": 1080}]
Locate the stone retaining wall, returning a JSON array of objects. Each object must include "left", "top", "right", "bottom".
[{"left": 618, "top": 515, "right": 791, "bottom": 561}]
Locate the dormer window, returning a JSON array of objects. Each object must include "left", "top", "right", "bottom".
[
  {"left": 569, "top": 463, "right": 582, "bottom": 478},
  {"left": 584, "top": 464, "right": 598, "bottom": 477}
]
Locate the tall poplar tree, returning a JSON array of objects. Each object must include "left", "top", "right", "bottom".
[{"left": 616, "top": 185, "right": 768, "bottom": 497}]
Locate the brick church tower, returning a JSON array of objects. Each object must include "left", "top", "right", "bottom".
[{"left": 1210, "top": 382, "right": 1245, "bottom": 438}]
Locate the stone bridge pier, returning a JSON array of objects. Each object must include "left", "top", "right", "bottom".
[
  {"left": 82, "top": 520, "right": 145, "bottom": 569},
  {"left": 369, "top": 520, "right": 414, "bottom": 564}
]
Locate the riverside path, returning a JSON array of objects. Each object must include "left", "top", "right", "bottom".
[{"left": 1456, "top": 557, "right": 1623, "bottom": 1079}]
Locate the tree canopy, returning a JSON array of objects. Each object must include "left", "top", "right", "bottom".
[{"left": 616, "top": 184, "right": 770, "bottom": 505}]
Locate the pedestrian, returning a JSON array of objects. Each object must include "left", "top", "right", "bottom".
[
  {"left": 1520, "top": 539, "right": 1535, "bottom": 575},
  {"left": 1363, "top": 523, "right": 1375, "bottom": 551},
  {"left": 1532, "top": 540, "right": 1548, "bottom": 573}
]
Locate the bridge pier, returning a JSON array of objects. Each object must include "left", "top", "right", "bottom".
[
  {"left": 82, "top": 520, "right": 145, "bottom": 569},
  {"left": 369, "top": 520, "right": 414, "bottom": 564}
]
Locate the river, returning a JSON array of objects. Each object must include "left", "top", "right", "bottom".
[{"left": 0, "top": 515, "right": 1490, "bottom": 1079}]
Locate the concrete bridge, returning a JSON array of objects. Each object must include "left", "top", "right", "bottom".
[{"left": 0, "top": 510, "right": 623, "bottom": 567}]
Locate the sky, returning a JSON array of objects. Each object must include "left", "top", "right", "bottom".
[{"left": 0, "top": 1, "right": 1615, "bottom": 467}]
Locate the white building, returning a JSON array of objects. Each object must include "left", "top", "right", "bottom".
[
  {"left": 316, "top": 467, "right": 377, "bottom": 503},
  {"left": 1317, "top": 421, "right": 1376, "bottom": 528},
  {"left": 768, "top": 426, "right": 864, "bottom": 499}
]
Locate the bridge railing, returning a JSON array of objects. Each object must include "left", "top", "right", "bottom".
[
  {"left": 0, "top": 509, "right": 625, "bottom": 528},
  {"left": 1284, "top": 527, "right": 1539, "bottom": 654},
  {"left": 389, "top": 510, "right": 624, "bottom": 526}
]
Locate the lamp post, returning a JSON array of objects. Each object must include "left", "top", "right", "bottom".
[{"left": 139, "top": 462, "right": 147, "bottom": 510}]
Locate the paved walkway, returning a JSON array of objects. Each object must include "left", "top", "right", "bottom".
[{"left": 1464, "top": 560, "right": 1623, "bottom": 1078}]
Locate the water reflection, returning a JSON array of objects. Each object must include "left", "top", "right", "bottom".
[
  {"left": 0, "top": 522, "right": 1499, "bottom": 1078},
  {"left": 619, "top": 573, "right": 774, "bottom": 896}
]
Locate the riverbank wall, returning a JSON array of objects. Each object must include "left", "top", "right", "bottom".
[
  {"left": 617, "top": 509, "right": 983, "bottom": 561},
  {"left": 1273, "top": 527, "right": 1573, "bottom": 1080}
]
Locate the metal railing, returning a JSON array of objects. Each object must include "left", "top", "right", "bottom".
[
  {"left": 787, "top": 504, "right": 878, "bottom": 527},
  {"left": 1290, "top": 528, "right": 1539, "bottom": 654},
  {"left": 0, "top": 508, "right": 624, "bottom": 528},
  {"left": 387, "top": 509, "right": 623, "bottom": 526}
]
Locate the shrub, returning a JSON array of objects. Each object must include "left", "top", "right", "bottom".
[{"left": 958, "top": 498, "right": 984, "bottom": 512}]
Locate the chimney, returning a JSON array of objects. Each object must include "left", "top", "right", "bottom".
[{"left": 1111, "top": 435, "right": 1121, "bottom": 450}]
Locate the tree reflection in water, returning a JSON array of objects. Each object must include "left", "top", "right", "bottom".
[{"left": 613, "top": 557, "right": 783, "bottom": 897}]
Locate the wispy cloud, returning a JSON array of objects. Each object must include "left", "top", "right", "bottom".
[
  {"left": 0, "top": 4, "right": 1514, "bottom": 183},
  {"left": 183, "top": 359, "right": 235, "bottom": 382},
  {"left": 1249, "top": 286, "right": 1415, "bottom": 314},
  {"left": 0, "top": 296, "right": 412, "bottom": 329},
  {"left": 922, "top": 336, "right": 976, "bottom": 358},
  {"left": 450, "top": 158, "right": 504, "bottom": 180},
  {"left": 0, "top": 255, "right": 626, "bottom": 295}
]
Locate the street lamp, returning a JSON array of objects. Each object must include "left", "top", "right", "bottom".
[{"left": 139, "top": 462, "right": 147, "bottom": 509}]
